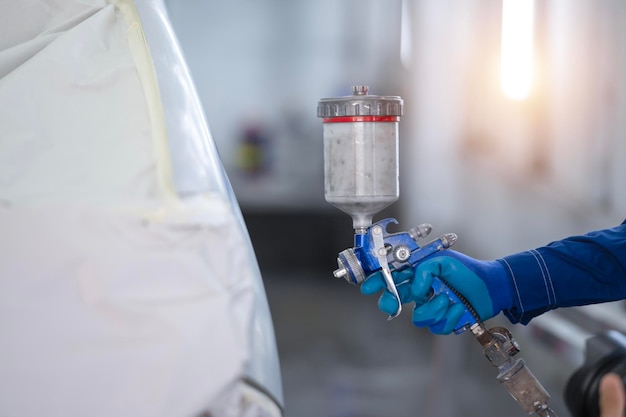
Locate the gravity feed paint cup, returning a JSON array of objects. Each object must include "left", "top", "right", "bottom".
[{"left": 318, "top": 86, "right": 404, "bottom": 232}]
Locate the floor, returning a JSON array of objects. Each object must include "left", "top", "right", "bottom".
[{"left": 263, "top": 271, "right": 572, "bottom": 417}]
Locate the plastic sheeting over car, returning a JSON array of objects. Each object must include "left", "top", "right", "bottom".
[{"left": 0, "top": 1, "right": 283, "bottom": 415}]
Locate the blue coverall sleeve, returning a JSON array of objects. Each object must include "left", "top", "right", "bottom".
[{"left": 497, "top": 220, "right": 626, "bottom": 325}]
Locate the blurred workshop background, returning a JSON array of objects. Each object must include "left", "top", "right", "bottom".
[{"left": 164, "top": 1, "right": 626, "bottom": 417}]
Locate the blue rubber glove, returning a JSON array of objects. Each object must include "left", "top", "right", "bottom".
[{"left": 360, "top": 250, "right": 513, "bottom": 334}]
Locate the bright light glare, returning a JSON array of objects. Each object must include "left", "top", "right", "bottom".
[{"left": 500, "top": 0, "right": 535, "bottom": 100}]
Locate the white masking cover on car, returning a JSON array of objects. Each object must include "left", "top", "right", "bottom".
[{"left": 0, "top": 1, "right": 282, "bottom": 416}]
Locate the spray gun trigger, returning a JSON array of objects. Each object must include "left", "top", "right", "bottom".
[{"left": 371, "top": 225, "right": 402, "bottom": 319}]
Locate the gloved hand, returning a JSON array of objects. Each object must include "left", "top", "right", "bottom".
[{"left": 360, "top": 250, "right": 513, "bottom": 334}]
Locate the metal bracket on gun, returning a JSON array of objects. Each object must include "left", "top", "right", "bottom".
[{"left": 371, "top": 224, "right": 402, "bottom": 319}]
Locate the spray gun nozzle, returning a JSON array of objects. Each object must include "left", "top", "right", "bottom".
[{"left": 333, "top": 268, "right": 347, "bottom": 279}]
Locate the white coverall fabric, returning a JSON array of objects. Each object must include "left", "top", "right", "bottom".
[{"left": 0, "top": 1, "right": 281, "bottom": 416}]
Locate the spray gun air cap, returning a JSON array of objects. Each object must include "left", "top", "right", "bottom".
[{"left": 318, "top": 86, "right": 404, "bottom": 231}]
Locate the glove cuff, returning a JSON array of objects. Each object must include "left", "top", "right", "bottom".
[{"left": 475, "top": 260, "right": 514, "bottom": 317}]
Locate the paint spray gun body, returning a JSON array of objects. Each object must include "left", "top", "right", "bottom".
[
  {"left": 318, "top": 86, "right": 558, "bottom": 417},
  {"left": 333, "top": 217, "right": 476, "bottom": 328}
]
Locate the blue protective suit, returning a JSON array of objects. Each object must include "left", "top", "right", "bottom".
[{"left": 500, "top": 220, "right": 626, "bottom": 324}]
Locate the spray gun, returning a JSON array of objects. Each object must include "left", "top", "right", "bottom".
[{"left": 318, "top": 86, "right": 558, "bottom": 417}]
